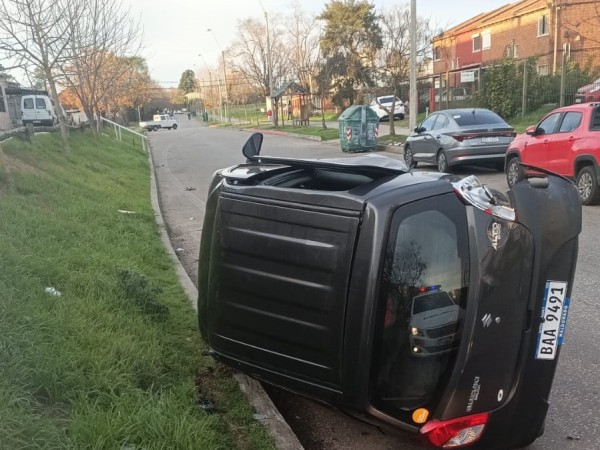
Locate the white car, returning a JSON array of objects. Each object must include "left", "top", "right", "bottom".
[
  {"left": 409, "top": 288, "right": 460, "bottom": 357},
  {"left": 369, "top": 95, "right": 405, "bottom": 121}
]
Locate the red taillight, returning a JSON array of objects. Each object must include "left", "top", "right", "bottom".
[
  {"left": 420, "top": 412, "right": 489, "bottom": 448},
  {"left": 450, "top": 133, "right": 469, "bottom": 142}
]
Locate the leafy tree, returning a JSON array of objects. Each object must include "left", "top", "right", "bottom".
[
  {"left": 318, "top": 0, "right": 382, "bottom": 104},
  {"left": 178, "top": 69, "right": 197, "bottom": 93}
]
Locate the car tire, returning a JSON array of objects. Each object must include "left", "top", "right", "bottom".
[
  {"left": 404, "top": 145, "right": 417, "bottom": 169},
  {"left": 576, "top": 166, "right": 600, "bottom": 205},
  {"left": 398, "top": 113, "right": 405, "bottom": 120},
  {"left": 153, "top": 125, "right": 159, "bottom": 131},
  {"left": 506, "top": 156, "right": 524, "bottom": 188},
  {"left": 437, "top": 150, "right": 451, "bottom": 173},
  {"left": 172, "top": 124, "right": 178, "bottom": 130}
]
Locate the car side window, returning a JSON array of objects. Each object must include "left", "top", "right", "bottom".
[
  {"left": 433, "top": 115, "right": 448, "bottom": 130},
  {"left": 537, "top": 113, "right": 560, "bottom": 135},
  {"left": 591, "top": 108, "right": 600, "bottom": 130},
  {"left": 558, "top": 112, "right": 582, "bottom": 133},
  {"left": 420, "top": 115, "right": 437, "bottom": 131}
]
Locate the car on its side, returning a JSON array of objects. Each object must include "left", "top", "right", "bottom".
[
  {"left": 574, "top": 77, "right": 600, "bottom": 104},
  {"left": 505, "top": 102, "right": 600, "bottom": 205},
  {"left": 198, "top": 132, "right": 581, "bottom": 450},
  {"left": 404, "top": 108, "right": 516, "bottom": 172},
  {"left": 369, "top": 95, "right": 405, "bottom": 121}
]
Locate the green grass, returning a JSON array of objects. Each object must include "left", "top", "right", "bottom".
[
  {"left": 0, "top": 131, "right": 275, "bottom": 450},
  {"left": 377, "top": 134, "right": 406, "bottom": 145}
]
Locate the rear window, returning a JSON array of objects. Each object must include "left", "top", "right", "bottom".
[
  {"left": 36, "top": 98, "right": 47, "bottom": 109},
  {"left": 371, "top": 193, "right": 469, "bottom": 419},
  {"left": 452, "top": 110, "right": 505, "bottom": 126},
  {"left": 23, "top": 98, "right": 34, "bottom": 109}
]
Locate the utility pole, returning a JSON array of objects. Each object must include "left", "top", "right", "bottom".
[
  {"left": 409, "top": 0, "right": 417, "bottom": 131},
  {"left": 207, "top": 29, "right": 230, "bottom": 123},
  {"left": 259, "top": 0, "right": 276, "bottom": 126}
]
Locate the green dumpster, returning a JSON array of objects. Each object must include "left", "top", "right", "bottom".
[{"left": 338, "top": 105, "right": 379, "bottom": 152}]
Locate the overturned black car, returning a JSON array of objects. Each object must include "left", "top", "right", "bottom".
[{"left": 198, "top": 133, "right": 581, "bottom": 449}]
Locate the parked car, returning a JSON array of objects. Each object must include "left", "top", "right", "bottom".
[
  {"left": 505, "top": 102, "right": 600, "bottom": 205},
  {"left": 369, "top": 95, "right": 405, "bottom": 120},
  {"left": 139, "top": 114, "right": 179, "bottom": 131},
  {"left": 404, "top": 108, "right": 516, "bottom": 172},
  {"left": 574, "top": 77, "right": 600, "bottom": 103},
  {"left": 198, "top": 133, "right": 581, "bottom": 450}
]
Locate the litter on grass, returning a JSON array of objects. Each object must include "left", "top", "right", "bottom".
[{"left": 45, "top": 287, "right": 61, "bottom": 297}]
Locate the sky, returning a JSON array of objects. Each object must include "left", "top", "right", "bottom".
[{"left": 123, "top": 0, "right": 512, "bottom": 87}]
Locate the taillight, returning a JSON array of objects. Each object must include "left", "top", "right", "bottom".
[
  {"left": 420, "top": 412, "right": 489, "bottom": 448},
  {"left": 449, "top": 133, "right": 469, "bottom": 142}
]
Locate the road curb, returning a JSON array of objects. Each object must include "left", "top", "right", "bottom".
[{"left": 147, "top": 141, "right": 304, "bottom": 450}]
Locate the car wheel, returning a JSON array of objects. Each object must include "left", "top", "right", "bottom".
[
  {"left": 437, "top": 150, "right": 451, "bottom": 173},
  {"left": 576, "top": 166, "right": 600, "bottom": 205},
  {"left": 404, "top": 145, "right": 417, "bottom": 169},
  {"left": 172, "top": 124, "right": 178, "bottom": 130},
  {"left": 153, "top": 125, "right": 159, "bottom": 131},
  {"left": 398, "top": 113, "right": 405, "bottom": 120},
  {"left": 506, "top": 156, "right": 524, "bottom": 188}
]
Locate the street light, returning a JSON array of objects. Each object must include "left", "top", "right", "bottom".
[{"left": 207, "top": 28, "right": 230, "bottom": 123}]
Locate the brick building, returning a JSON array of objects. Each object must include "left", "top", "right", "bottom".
[{"left": 430, "top": 0, "right": 600, "bottom": 99}]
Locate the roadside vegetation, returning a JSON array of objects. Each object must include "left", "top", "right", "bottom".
[{"left": 0, "top": 131, "right": 274, "bottom": 449}]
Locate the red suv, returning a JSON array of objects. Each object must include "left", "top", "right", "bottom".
[{"left": 505, "top": 102, "right": 600, "bottom": 205}]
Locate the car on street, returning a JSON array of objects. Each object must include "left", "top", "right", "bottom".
[
  {"left": 197, "top": 132, "right": 581, "bottom": 450},
  {"left": 369, "top": 95, "right": 405, "bottom": 121},
  {"left": 404, "top": 108, "right": 516, "bottom": 173},
  {"left": 505, "top": 102, "right": 600, "bottom": 205},
  {"left": 139, "top": 114, "right": 179, "bottom": 131},
  {"left": 574, "top": 77, "right": 600, "bottom": 104}
]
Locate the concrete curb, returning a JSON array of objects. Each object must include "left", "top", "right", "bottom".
[
  {"left": 147, "top": 142, "right": 304, "bottom": 450},
  {"left": 245, "top": 127, "right": 323, "bottom": 141}
]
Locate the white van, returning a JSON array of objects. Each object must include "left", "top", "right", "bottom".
[{"left": 20, "top": 95, "right": 59, "bottom": 126}]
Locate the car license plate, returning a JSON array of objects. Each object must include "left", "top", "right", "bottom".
[
  {"left": 535, "top": 281, "right": 569, "bottom": 360},
  {"left": 575, "top": 98, "right": 582, "bottom": 103},
  {"left": 482, "top": 137, "right": 499, "bottom": 143}
]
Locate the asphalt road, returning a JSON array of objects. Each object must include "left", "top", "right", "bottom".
[{"left": 149, "top": 116, "right": 600, "bottom": 450}]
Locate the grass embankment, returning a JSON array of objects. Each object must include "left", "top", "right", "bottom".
[{"left": 0, "top": 132, "right": 274, "bottom": 449}]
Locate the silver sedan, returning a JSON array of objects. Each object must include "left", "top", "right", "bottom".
[{"left": 404, "top": 108, "right": 516, "bottom": 172}]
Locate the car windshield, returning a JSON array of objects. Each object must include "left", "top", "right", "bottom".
[
  {"left": 412, "top": 291, "right": 454, "bottom": 314},
  {"left": 370, "top": 193, "right": 469, "bottom": 420},
  {"left": 452, "top": 110, "right": 506, "bottom": 126}
]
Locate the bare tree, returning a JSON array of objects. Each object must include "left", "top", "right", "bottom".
[
  {"left": 0, "top": 0, "right": 82, "bottom": 151},
  {"left": 285, "top": 4, "right": 321, "bottom": 92},
  {"left": 58, "top": 0, "right": 142, "bottom": 135},
  {"left": 376, "top": 5, "right": 437, "bottom": 135}
]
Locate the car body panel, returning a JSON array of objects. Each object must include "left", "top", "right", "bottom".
[{"left": 369, "top": 95, "right": 406, "bottom": 120}]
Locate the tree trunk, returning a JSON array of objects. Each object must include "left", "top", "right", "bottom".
[
  {"left": 320, "top": 96, "right": 327, "bottom": 129},
  {"left": 389, "top": 99, "right": 396, "bottom": 136},
  {"left": 46, "top": 70, "right": 70, "bottom": 152}
]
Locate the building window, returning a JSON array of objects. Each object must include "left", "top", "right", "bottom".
[
  {"left": 537, "top": 64, "right": 548, "bottom": 75},
  {"left": 433, "top": 47, "right": 441, "bottom": 61},
  {"left": 472, "top": 34, "right": 481, "bottom": 52},
  {"left": 538, "top": 15, "right": 549, "bottom": 37},
  {"left": 482, "top": 31, "right": 491, "bottom": 50},
  {"left": 505, "top": 44, "right": 519, "bottom": 58},
  {"left": 514, "top": 44, "right": 519, "bottom": 58}
]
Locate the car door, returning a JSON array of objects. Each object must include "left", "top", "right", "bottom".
[
  {"left": 521, "top": 112, "right": 562, "bottom": 169},
  {"left": 546, "top": 111, "right": 582, "bottom": 175},
  {"left": 411, "top": 114, "right": 439, "bottom": 163}
]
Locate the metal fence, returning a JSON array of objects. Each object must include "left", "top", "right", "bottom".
[
  {"left": 101, "top": 117, "right": 149, "bottom": 153},
  {"left": 417, "top": 52, "right": 600, "bottom": 119}
]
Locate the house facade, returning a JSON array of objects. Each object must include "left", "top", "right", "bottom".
[{"left": 430, "top": 0, "right": 600, "bottom": 107}]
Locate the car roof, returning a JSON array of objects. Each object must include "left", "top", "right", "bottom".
[
  {"left": 547, "top": 102, "right": 600, "bottom": 114},
  {"left": 434, "top": 108, "right": 497, "bottom": 115}
]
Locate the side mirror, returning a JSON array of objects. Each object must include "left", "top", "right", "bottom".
[
  {"left": 242, "top": 132, "right": 263, "bottom": 162},
  {"left": 414, "top": 126, "right": 424, "bottom": 133},
  {"left": 525, "top": 125, "right": 537, "bottom": 136}
]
